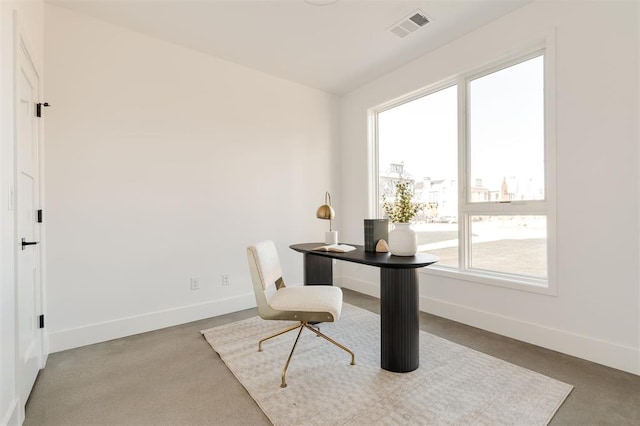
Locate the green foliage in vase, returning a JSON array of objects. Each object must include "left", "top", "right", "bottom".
[{"left": 382, "top": 181, "right": 425, "bottom": 223}]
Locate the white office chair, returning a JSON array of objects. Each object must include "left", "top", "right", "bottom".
[{"left": 247, "top": 240, "right": 355, "bottom": 388}]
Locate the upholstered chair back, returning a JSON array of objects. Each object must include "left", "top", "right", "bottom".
[{"left": 247, "top": 240, "right": 284, "bottom": 318}]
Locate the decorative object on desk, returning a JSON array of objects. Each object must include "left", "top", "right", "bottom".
[
  {"left": 364, "top": 219, "right": 389, "bottom": 252},
  {"left": 316, "top": 191, "right": 338, "bottom": 244},
  {"left": 375, "top": 239, "right": 389, "bottom": 253},
  {"left": 388, "top": 223, "right": 417, "bottom": 256},
  {"left": 383, "top": 181, "right": 424, "bottom": 256},
  {"left": 312, "top": 244, "right": 356, "bottom": 253}
]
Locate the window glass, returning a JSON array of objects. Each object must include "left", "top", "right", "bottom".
[
  {"left": 377, "top": 86, "right": 458, "bottom": 267},
  {"left": 374, "top": 51, "right": 550, "bottom": 285},
  {"left": 469, "top": 55, "right": 545, "bottom": 202},
  {"left": 470, "top": 215, "right": 547, "bottom": 278}
]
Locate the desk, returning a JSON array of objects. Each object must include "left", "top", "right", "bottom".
[{"left": 290, "top": 243, "right": 438, "bottom": 373}]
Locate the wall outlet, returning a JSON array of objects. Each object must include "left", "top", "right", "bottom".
[
  {"left": 190, "top": 277, "right": 200, "bottom": 291},
  {"left": 221, "top": 274, "right": 230, "bottom": 286}
]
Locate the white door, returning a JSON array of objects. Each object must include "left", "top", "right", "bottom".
[{"left": 15, "top": 31, "right": 43, "bottom": 406}]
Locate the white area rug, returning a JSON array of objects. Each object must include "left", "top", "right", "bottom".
[{"left": 201, "top": 304, "right": 572, "bottom": 425}]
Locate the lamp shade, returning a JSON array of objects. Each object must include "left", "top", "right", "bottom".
[
  {"left": 316, "top": 204, "right": 335, "bottom": 220},
  {"left": 316, "top": 192, "right": 335, "bottom": 220}
]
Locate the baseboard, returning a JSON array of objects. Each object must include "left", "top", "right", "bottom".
[
  {"left": 339, "top": 274, "right": 639, "bottom": 375},
  {"left": 1, "top": 398, "right": 19, "bottom": 426},
  {"left": 48, "top": 293, "right": 256, "bottom": 353},
  {"left": 338, "top": 275, "right": 379, "bottom": 298},
  {"left": 41, "top": 332, "right": 50, "bottom": 369},
  {"left": 421, "top": 296, "right": 640, "bottom": 375}
]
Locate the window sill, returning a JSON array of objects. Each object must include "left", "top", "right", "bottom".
[{"left": 419, "top": 265, "right": 557, "bottom": 296}]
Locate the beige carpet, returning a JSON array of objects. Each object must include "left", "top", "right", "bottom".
[{"left": 201, "top": 304, "right": 572, "bottom": 425}]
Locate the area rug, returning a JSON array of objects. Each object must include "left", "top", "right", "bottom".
[{"left": 201, "top": 304, "right": 572, "bottom": 425}]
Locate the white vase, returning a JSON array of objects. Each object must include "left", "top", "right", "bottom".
[{"left": 388, "top": 223, "right": 418, "bottom": 256}]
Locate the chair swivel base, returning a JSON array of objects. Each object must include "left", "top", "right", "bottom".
[{"left": 258, "top": 321, "right": 355, "bottom": 388}]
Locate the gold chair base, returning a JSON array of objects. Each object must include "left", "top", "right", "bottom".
[{"left": 257, "top": 321, "right": 355, "bottom": 388}]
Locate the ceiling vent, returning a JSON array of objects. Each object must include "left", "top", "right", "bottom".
[{"left": 389, "top": 10, "right": 430, "bottom": 39}]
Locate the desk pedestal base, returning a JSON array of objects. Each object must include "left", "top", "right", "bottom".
[
  {"left": 303, "top": 253, "right": 333, "bottom": 285},
  {"left": 380, "top": 268, "right": 419, "bottom": 373}
]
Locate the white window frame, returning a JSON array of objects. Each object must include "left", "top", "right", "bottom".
[{"left": 370, "top": 35, "right": 557, "bottom": 296}]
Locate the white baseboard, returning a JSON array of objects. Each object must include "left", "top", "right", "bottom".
[
  {"left": 48, "top": 293, "right": 256, "bottom": 353},
  {"left": 1, "top": 398, "right": 19, "bottom": 426},
  {"left": 338, "top": 275, "right": 379, "bottom": 298},
  {"left": 422, "top": 296, "right": 640, "bottom": 375},
  {"left": 339, "top": 275, "right": 639, "bottom": 375}
]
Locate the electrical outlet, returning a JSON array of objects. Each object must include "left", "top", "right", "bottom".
[
  {"left": 221, "top": 275, "right": 230, "bottom": 286},
  {"left": 190, "top": 277, "right": 200, "bottom": 291}
]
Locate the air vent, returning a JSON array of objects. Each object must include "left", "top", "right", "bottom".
[{"left": 389, "top": 10, "right": 430, "bottom": 39}]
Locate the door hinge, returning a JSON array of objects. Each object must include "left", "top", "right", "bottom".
[
  {"left": 39, "top": 314, "right": 45, "bottom": 329},
  {"left": 37, "top": 209, "right": 43, "bottom": 223},
  {"left": 36, "top": 102, "right": 50, "bottom": 118}
]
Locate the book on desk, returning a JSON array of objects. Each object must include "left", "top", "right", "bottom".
[{"left": 311, "top": 244, "right": 356, "bottom": 253}]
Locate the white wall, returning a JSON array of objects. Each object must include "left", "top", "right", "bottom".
[
  {"left": 1, "top": 1, "right": 44, "bottom": 424},
  {"left": 44, "top": 5, "right": 339, "bottom": 352},
  {"left": 339, "top": 0, "right": 639, "bottom": 374}
]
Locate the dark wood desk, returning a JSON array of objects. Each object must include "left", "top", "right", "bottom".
[{"left": 290, "top": 243, "right": 438, "bottom": 373}]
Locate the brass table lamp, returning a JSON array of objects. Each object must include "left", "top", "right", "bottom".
[{"left": 316, "top": 192, "right": 337, "bottom": 244}]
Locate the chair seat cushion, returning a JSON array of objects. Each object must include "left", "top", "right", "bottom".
[{"left": 268, "top": 286, "right": 343, "bottom": 321}]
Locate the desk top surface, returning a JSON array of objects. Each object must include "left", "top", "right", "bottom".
[{"left": 290, "top": 243, "right": 439, "bottom": 269}]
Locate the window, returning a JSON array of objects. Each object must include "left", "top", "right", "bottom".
[
  {"left": 378, "top": 85, "right": 459, "bottom": 267},
  {"left": 374, "top": 50, "right": 553, "bottom": 290}
]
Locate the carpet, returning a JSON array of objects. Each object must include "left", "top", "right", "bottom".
[{"left": 201, "top": 304, "right": 572, "bottom": 425}]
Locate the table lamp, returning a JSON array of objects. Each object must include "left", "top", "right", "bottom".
[{"left": 316, "top": 192, "right": 337, "bottom": 244}]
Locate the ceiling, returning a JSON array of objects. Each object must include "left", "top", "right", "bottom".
[{"left": 49, "top": 0, "right": 530, "bottom": 95}]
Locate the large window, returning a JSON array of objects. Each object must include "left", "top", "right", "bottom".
[
  {"left": 378, "top": 85, "right": 459, "bottom": 267},
  {"left": 375, "top": 51, "right": 552, "bottom": 289}
]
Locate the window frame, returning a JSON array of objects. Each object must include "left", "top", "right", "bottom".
[
  {"left": 368, "top": 79, "right": 459, "bottom": 219},
  {"left": 369, "top": 36, "right": 557, "bottom": 296}
]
